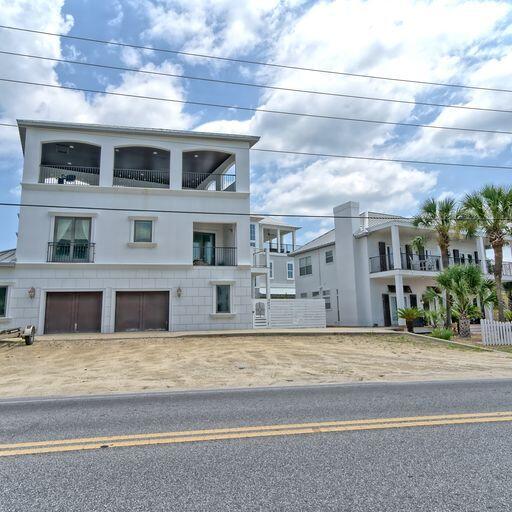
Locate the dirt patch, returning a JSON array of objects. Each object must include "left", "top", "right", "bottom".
[{"left": 1, "top": 334, "right": 512, "bottom": 398}]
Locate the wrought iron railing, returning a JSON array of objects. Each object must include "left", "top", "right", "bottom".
[
  {"left": 252, "top": 249, "right": 268, "bottom": 268},
  {"left": 265, "top": 242, "right": 302, "bottom": 254},
  {"left": 39, "top": 165, "right": 100, "bottom": 186},
  {"left": 487, "top": 260, "right": 512, "bottom": 276},
  {"left": 193, "top": 246, "right": 237, "bottom": 266},
  {"left": 47, "top": 242, "right": 95, "bottom": 263},
  {"left": 182, "top": 172, "right": 236, "bottom": 191},
  {"left": 401, "top": 253, "right": 441, "bottom": 272},
  {"left": 448, "top": 257, "right": 480, "bottom": 267},
  {"left": 113, "top": 168, "right": 169, "bottom": 188},
  {"left": 369, "top": 253, "right": 394, "bottom": 273}
]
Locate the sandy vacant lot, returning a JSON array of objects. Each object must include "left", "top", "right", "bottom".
[{"left": 1, "top": 334, "right": 512, "bottom": 398}]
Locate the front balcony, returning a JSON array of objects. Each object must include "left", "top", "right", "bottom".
[
  {"left": 39, "top": 164, "right": 100, "bottom": 186},
  {"left": 369, "top": 253, "right": 441, "bottom": 273},
  {"left": 487, "top": 260, "right": 512, "bottom": 276},
  {"left": 47, "top": 242, "right": 95, "bottom": 263},
  {"left": 265, "top": 242, "right": 301, "bottom": 254},
  {"left": 182, "top": 172, "right": 235, "bottom": 191},
  {"left": 192, "top": 246, "right": 237, "bottom": 266}
]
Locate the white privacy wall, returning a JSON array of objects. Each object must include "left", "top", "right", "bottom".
[{"left": 269, "top": 299, "right": 326, "bottom": 328}]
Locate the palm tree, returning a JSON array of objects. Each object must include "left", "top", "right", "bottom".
[
  {"left": 413, "top": 198, "right": 460, "bottom": 327},
  {"left": 397, "top": 307, "right": 423, "bottom": 333},
  {"left": 459, "top": 185, "right": 512, "bottom": 321},
  {"left": 436, "top": 264, "right": 494, "bottom": 337}
]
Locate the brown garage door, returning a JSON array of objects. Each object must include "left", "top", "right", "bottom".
[
  {"left": 115, "top": 291, "right": 169, "bottom": 332},
  {"left": 45, "top": 292, "right": 102, "bottom": 334}
]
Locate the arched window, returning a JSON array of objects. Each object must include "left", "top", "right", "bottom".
[
  {"left": 39, "top": 142, "right": 101, "bottom": 186},
  {"left": 113, "top": 146, "right": 170, "bottom": 188}
]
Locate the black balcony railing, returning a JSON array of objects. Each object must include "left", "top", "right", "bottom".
[
  {"left": 193, "top": 246, "right": 237, "bottom": 266},
  {"left": 370, "top": 252, "right": 441, "bottom": 273},
  {"left": 39, "top": 165, "right": 100, "bottom": 186},
  {"left": 113, "top": 168, "right": 169, "bottom": 188},
  {"left": 47, "top": 242, "right": 95, "bottom": 263},
  {"left": 369, "top": 253, "right": 394, "bottom": 273},
  {"left": 182, "top": 172, "right": 236, "bottom": 191},
  {"left": 266, "top": 242, "right": 301, "bottom": 254},
  {"left": 401, "top": 253, "right": 441, "bottom": 272},
  {"left": 487, "top": 260, "right": 512, "bottom": 276},
  {"left": 448, "top": 257, "right": 480, "bottom": 267}
]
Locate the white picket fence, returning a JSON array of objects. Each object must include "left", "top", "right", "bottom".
[{"left": 481, "top": 319, "right": 512, "bottom": 346}]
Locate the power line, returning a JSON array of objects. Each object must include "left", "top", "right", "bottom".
[
  {"left": 1, "top": 201, "right": 511, "bottom": 222},
  {"left": 1, "top": 78, "right": 512, "bottom": 136},
  {"left": 1, "top": 122, "right": 511, "bottom": 171},
  {"left": 1, "top": 50, "right": 510, "bottom": 115},
  {"left": 1, "top": 24, "right": 511, "bottom": 94}
]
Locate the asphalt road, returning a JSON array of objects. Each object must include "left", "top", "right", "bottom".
[{"left": 2, "top": 379, "right": 512, "bottom": 511}]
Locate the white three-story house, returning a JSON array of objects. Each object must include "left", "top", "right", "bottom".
[{"left": 0, "top": 120, "right": 260, "bottom": 334}]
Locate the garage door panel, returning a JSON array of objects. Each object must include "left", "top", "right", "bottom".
[
  {"left": 45, "top": 292, "right": 102, "bottom": 334},
  {"left": 115, "top": 291, "right": 169, "bottom": 332},
  {"left": 142, "top": 292, "right": 169, "bottom": 331},
  {"left": 115, "top": 292, "right": 142, "bottom": 332},
  {"left": 76, "top": 292, "right": 103, "bottom": 333}
]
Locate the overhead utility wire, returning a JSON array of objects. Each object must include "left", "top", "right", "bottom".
[
  {"left": 0, "top": 122, "right": 511, "bottom": 171},
  {"left": 1, "top": 202, "right": 511, "bottom": 222},
  {"left": 0, "top": 50, "right": 509, "bottom": 115},
  {"left": 1, "top": 24, "right": 511, "bottom": 94},
  {"left": 1, "top": 78, "right": 511, "bottom": 136}
]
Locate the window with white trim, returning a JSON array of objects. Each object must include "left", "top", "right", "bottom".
[
  {"left": 216, "top": 284, "right": 231, "bottom": 313},
  {"left": 134, "top": 220, "right": 153, "bottom": 243},
  {"left": 300, "top": 292, "right": 307, "bottom": 298},
  {"left": 325, "top": 250, "right": 334, "bottom": 263},
  {"left": 250, "top": 223, "right": 256, "bottom": 247},
  {"left": 312, "top": 291, "right": 320, "bottom": 297},
  {"left": 299, "top": 256, "right": 312, "bottom": 276},
  {"left": 269, "top": 261, "right": 274, "bottom": 279},
  {"left": 287, "top": 261, "right": 294, "bottom": 280},
  {"left": 323, "top": 289, "right": 331, "bottom": 309},
  {"left": 0, "top": 287, "right": 7, "bottom": 317}
]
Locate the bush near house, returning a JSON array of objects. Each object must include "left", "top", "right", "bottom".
[
  {"left": 397, "top": 307, "right": 424, "bottom": 333},
  {"left": 430, "top": 328, "right": 453, "bottom": 341}
]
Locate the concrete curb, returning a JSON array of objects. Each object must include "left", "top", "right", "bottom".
[{"left": 406, "top": 331, "right": 497, "bottom": 353}]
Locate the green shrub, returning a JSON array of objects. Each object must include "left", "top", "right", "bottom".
[
  {"left": 505, "top": 310, "right": 512, "bottom": 322},
  {"left": 430, "top": 328, "right": 453, "bottom": 341}
]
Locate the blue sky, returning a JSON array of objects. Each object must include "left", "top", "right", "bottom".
[{"left": 1, "top": 0, "right": 512, "bottom": 248}]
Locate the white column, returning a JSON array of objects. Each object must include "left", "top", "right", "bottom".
[
  {"left": 235, "top": 148, "right": 250, "bottom": 193},
  {"left": 99, "top": 142, "right": 114, "bottom": 187},
  {"left": 477, "top": 236, "right": 488, "bottom": 274},
  {"left": 277, "top": 229, "right": 281, "bottom": 253},
  {"left": 169, "top": 145, "right": 182, "bottom": 190},
  {"left": 391, "top": 225, "right": 402, "bottom": 270},
  {"left": 266, "top": 251, "right": 271, "bottom": 300},
  {"left": 292, "top": 231, "right": 296, "bottom": 251},
  {"left": 394, "top": 273, "right": 406, "bottom": 326}
]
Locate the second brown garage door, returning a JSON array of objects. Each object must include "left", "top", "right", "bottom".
[
  {"left": 115, "top": 291, "right": 169, "bottom": 332},
  {"left": 45, "top": 292, "right": 102, "bottom": 334}
]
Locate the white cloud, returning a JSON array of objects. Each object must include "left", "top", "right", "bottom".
[{"left": 108, "top": 0, "right": 124, "bottom": 27}]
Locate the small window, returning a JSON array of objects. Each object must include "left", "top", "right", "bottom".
[
  {"left": 250, "top": 224, "right": 256, "bottom": 241},
  {"left": 299, "top": 256, "right": 312, "bottom": 276},
  {"left": 323, "top": 290, "right": 331, "bottom": 309},
  {"left": 269, "top": 261, "right": 274, "bottom": 279},
  {"left": 216, "top": 285, "right": 231, "bottom": 313},
  {"left": 300, "top": 292, "right": 307, "bottom": 298},
  {"left": 0, "top": 287, "right": 7, "bottom": 317},
  {"left": 312, "top": 291, "right": 320, "bottom": 297},
  {"left": 325, "top": 250, "right": 333, "bottom": 263},
  {"left": 134, "top": 220, "right": 153, "bottom": 243},
  {"left": 287, "top": 262, "right": 294, "bottom": 280}
]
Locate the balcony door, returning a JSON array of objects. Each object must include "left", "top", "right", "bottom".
[
  {"left": 193, "top": 232, "right": 216, "bottom": 265},
  {"left": 53, "top": 217, "right": 91, "bottom": 262}
]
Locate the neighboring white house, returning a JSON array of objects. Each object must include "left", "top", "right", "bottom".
[
  {"left": 0, "top": 120, "right": 262, "bottom": 334},
  {"left": 250, "top": 216, "right": 300, "bottom": 298},
  {"left": 294, "top": 201, "right": 512, "bottom": 327}
]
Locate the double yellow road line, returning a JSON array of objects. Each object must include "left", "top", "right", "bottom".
[{"left": 2, "top": 411, "right": 511, "bottom": 458}]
